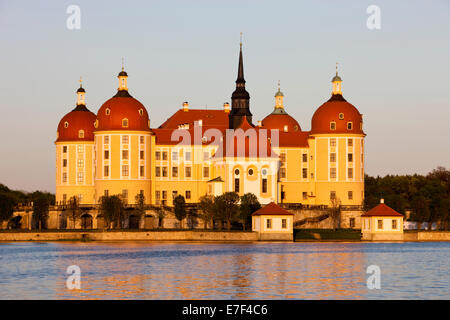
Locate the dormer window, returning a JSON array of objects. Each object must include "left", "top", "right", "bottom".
[
  {"left": 78, "top": 130, "right": 84, "bottom": 138},
  {"left": 64, "top": 121, "right": 69, "bottom": 128},
  {"left": 283, "top": 125, "right": 288, "bottom": 132},
  {"left": 339, "top": 113, "right": 344, "bottom": 120},
  {"left": 330, "top": 122, "right": 336, "bottom": 130},
  {"left": 347, "top": 122, "right": 353, "bottom": 130},
  {"left": 122, "top": 118, "right": 129, "bottom": 128},
  {"left": 105, "top": 108, "right": 111, "bottom": 115},
  {"left": 138, "top": 109, "right": 144, "bottom": 116}
]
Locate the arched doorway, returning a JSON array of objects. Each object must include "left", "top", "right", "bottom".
[
  {"left": 81, "top": 213, "right": 93, "bottom": 229},
  {"left": 129, "top": 214, "right": 140, "bottom": 229}
]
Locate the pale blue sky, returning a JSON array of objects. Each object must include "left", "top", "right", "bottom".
[{"left": 0, "top": 0, "right": 449, "bottom": 192}]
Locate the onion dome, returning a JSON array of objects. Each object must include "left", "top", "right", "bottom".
[
  {"left": 56, "top": 82, "right": 96, "bottom": 142},
  {"left": 311, "top": 69, "right": 364, "bottom": 135},
  {"left": 96, "top": 67, "right": 150, "bottom": 131},
  {"left": 261, "top": 83, "right": 301, "bottom": 132}
]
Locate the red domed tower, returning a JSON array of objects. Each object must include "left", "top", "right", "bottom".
[
  {"left": 262, "top": 82, "right": 301, "bottom": 133},
  {"left": 310, "top": 65, "right": 365, "bottom": 211},
  {"left": 94, "top": 64, "right": 152, "bottom": 205},
  {"left": 55, "top": 81, "right": 96, "bottom": 206}
]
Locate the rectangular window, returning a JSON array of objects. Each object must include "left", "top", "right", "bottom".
[
  {"left": 140, "top": 136, "right": 144, "bottom": 144},
  {"left": 122, "top": 165, "right": 129, "bottom": 176},
  {"left": 122, "top": 150, "right": 129, "bottom": 160},
  {"left": 104, "top": 150, "right": 109, "bottom": 160},
  {"left": 348, "top": 168, "right": 353, "bottom": 179},
  {"left": 266, "top": 219, "right": 272, "bottom": 229},
  {"left": 104, "top": 166, "right": 109, "bottom": 177},
  {"left": 172, "top": 151, "right": 178, "bottom": 161},
  {"left": 350, "top": 217, "right": 355, "bottom": 228},
  {"left": 77, "top": 172, "right": 84, "bottom": 183},
  {"left": 63, "top": 146, "right": 67, "bottom": 153},
  {"left": 280, "top": 168, "right": 286, "bottom": 179},
  {"left": 262, "top": 178, "right": 268, "bottom": 193},
  {"left": 234, "top": 178, "right": 240, "bottom": 193},
  {"left": 162, "top": 191, "right": 167, "bottom": 199},
  {"left": 155, "top": 151, "right": 161, "bottom": 160},
  {"left": 172, "top": 191, "right": 178, "bottom": 199},
  {"left": 155, "top": 191, "right": 161, "bottom": 200},
  {"left": 348, "top": 138, "right": 353, "bottom": 147},
  {"left": 140, "top": 150, "right": 144, "bottom": 160},
  {"left": 63, "top": 172, "right": 67, "bottom": 183},
  {"left": 63, "top": 159, "right": 67, "bottom": 167},
  {"left": 302, "top": 168, "right": 308, "bottom": 179},
  {"left": 122, "top": 189, "right": 128, "bottom": 199},
  {"left": 302, "top": 192, "right": 308, "bottom": 200},
  {"left": 185, "top": 166, "right": 191, "bottom": 178},
  {"left": 203, "top": 167, "right": 209, "bottom": 178},
  {"left": 330, "top": 138, "right": 336, "bottom": 147},
  {"left": 348, "top": 153, "right": 353, "bottom": 162},
  {"left": 348, "top": 191, "right": 353, "bottom": 200},
  {"left": 378, "top": 219, "right": 383, "bottom": 229},
  {"left": 282, "top": 219, "right": 287, "bottom": 229},
  {"left": 77, "top": 145, "right": 83, "bottom": 153},
  {"left": 330, "top": 191, "right": 336, "bottom": 200},
  {"left": 77, "top": 159, "right": 84, "bottom": 167},
  {"left": 203, "top": 151, "right": 210, "bottom": 161},
  {"left": 162, "top": 152, "right": 168, "bottom": 161},
  {"left": 330, "top": 153, "right": 336, "bottom": 162},
  {"left": 155, "top": 167, "right": 161, "bottom": 177},
  {"left": 140, "top": 166, "right": 145, "bottom": 177},
  {"left": 330, "top": 168, "right": 336, "bottom": 179},
  {"left": 122, "top": 135, "right": 129, "bottom": 144},
  {"left": 185, "top": 151, "right": 191, "bottom": 161},
  {"left": 104, "top": 136, "right": 109, "bottom": 144},
  {"left": 392, "top": 219, "right": 397, "bottom": 230},
  {"left": 172, "top": 167, "right": 178, "bottom": 177},
  {"left": 302, "top": 154, "right": 307, "bottom": 162},
  {"left": 185, "top": 190, "right": 191, "bottom": 199},
  {"left": 330, "top": 122, "right": 336, "bottom": 130},
  {"left": 162, "top": 167, "right": 168, "bottom": 177}
]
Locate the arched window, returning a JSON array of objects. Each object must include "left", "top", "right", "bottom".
[
  {"left": 122, "top": 118, "right": 128, "bottom": 128},
  {"left": 78, "top": 130, "right": 84, "bottom": 138},
  {"left": 138, "top": 108, "right": 144, "bottom": 116},
  {"left": 64, "top": 121, "right": 69, "bottom": 128},
  {"left": 347, "top": 122, "right": 353, "bottom": 130},
  {"left": 339, "top": 113, "right": 344, "bottom": 120},
  {"left": 105, "top": 108, "right": 111, "bottom": 115},
  {"left": 330, "top": 122, "right": 336, "bottom": 130}
]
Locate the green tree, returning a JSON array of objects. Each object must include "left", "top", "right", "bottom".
[
  {"left": 32, "top": 195, "right": 49, "bottom": 230},
  {"left": 99, "top": 195, "right": 124, "bottom": 229},
  {"left": 0, "top": 193, "right": 15, "bottom": 223},
  {"left": 239, "top": 193, "right": 261, "bottom": 230},
  {"left": 173, "top": 195, "right": 187, "bottom": 229},
  {"left": 156, "top": 206, "right": 166, "bottom": 228},
  {"left": 214, "top": 192, "right": 239, "bottom": 231},
  {"left": 134, "top": 193, "right": 146, "bottom": 219},
  {"left": 67, "top": 196, "right": 81, "bottom": 229},
  {"left": 198, "top": 195, "right": 215, "bottom": 229}
]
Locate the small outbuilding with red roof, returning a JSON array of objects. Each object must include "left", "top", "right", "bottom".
[
  {"left": 361, "top": 199, "right": 404, "bottom": 241},
  {"left": 252, "top": 202, "right": 294, "bottom": 241}
]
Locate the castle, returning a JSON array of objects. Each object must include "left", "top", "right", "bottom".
[{"left": 52, "top": 42, "right": 365, "bottom": 229}]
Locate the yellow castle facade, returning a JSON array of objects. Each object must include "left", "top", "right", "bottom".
[{"left": 55, "top": 44, "right": 366, "bottom": 215}]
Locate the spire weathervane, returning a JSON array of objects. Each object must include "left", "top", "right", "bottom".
[
  {"left": 79, "top": 76, "right": 82, "bottom": 88},
  {"left": 122, "top": 57, "right": 124, "bottom": 71},
  {"left": 240, "top": 32, "right": 243, "bottom": 48}
]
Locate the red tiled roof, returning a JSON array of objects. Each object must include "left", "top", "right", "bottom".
[
  {"left": 252, "top": 202, "right": 294, "bottom": 216},
  {"left": 159, "top": 109, "right": 229, "bottom": 129},
  {"left": 361, "top": 203, "right": 403, "bottom": 217}
]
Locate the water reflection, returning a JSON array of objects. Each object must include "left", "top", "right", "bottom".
[{"left": 0, "top": 242, "right": 449, "bottom": 299}]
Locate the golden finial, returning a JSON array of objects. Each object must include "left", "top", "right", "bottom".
[
  {"left": 240, "top": 32, "right": 243, "bottom": 48},
  {"left": 278, "top": 80, "right": 281, "bottom": 91},
  {"left": 79, "top": 76, "right": 82, "bottom": 88},
  {"left": 122, "top": 57, "right": 124, "bottom": 71},
  {"left": 336, "top": 62, "right": 338, "bottom": 76}
]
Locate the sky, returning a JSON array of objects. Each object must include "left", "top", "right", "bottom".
[{"left": 0, "top": 0, "right": 449, "bottom": 192}]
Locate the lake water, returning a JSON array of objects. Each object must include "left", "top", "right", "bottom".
[{"left": 0, "top": 241, "right": 449, "bottom": 299}]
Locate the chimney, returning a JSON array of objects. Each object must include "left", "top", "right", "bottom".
[
  {"left": 223, "top": 102, "right": 230, "bottom": 113},
  {"left": 182, "top": 101, "right": 189, "bottom": 112},
  {"left": 380, "top": 198, "right": 384, "bottom": 204}
]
